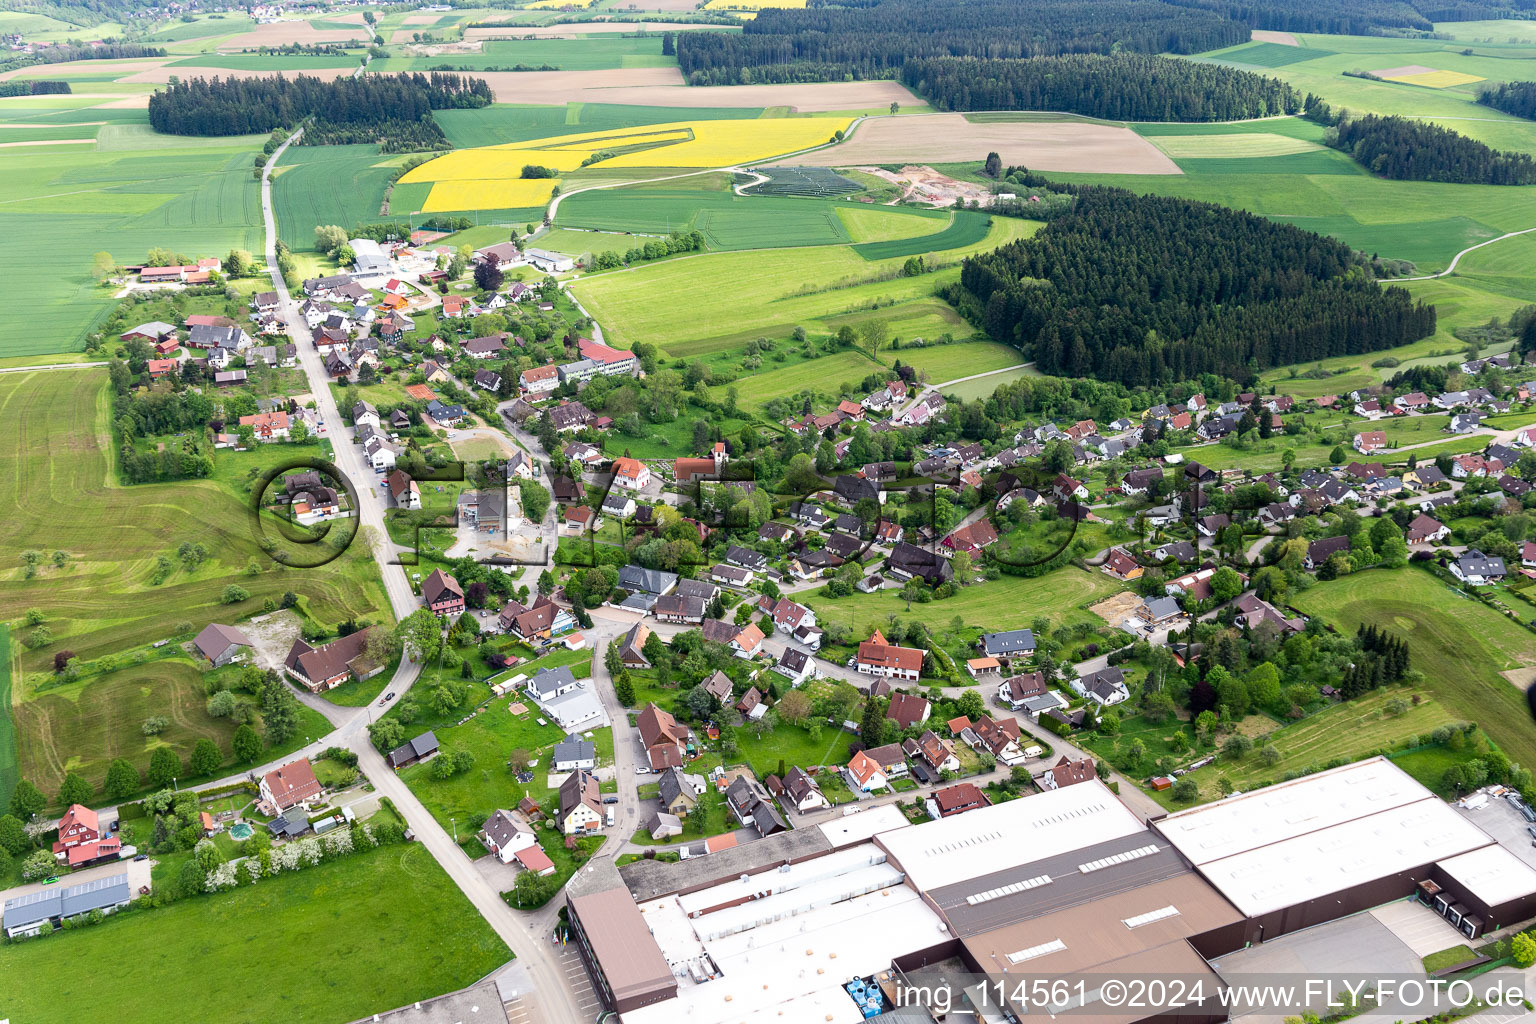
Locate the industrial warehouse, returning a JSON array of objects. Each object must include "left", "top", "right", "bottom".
[{"left": 562, "top": 759, "right": 1536, "bottom": 1024}]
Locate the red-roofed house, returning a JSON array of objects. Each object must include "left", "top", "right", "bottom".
[
  {"left": 1036, "top": 755, "right": 1097, "bottom": 791},
  {"left": 147, "top": 358, "right": 178, "bottom": 378},
  {"left": 422, "top": 568, "right": 465, "bottom": 615},
  {"left": 239, "top": 410, "right": 291, "bottom": 442},
  {"left": 260, "top": 758, "right": 323, "bottom": 811},
  {"left": 943, "top": 519, "right": 998, "bottom": 554},
  {"left": 929, "top": 782, "right": 990, "bottom": 819},
  {"left": 52, "top": 804, "right": 121, "bottom": 867},
  {"left": 612, "top": 456, "right": 651, "bottom": 490},
  {"left": 886, "top": 692, "right": 931, "bottom": 729},
  {"left": 637, "top": 702, "right": 690, "bottom": 771},
  {"left": 843, "top": 750, "right": 888, "bottom": 793},
  {"left": 856, "top": 630, "right": 923, "bottom": 682},
  {"left": 514, "top": 844, "right": 556, "bottom": 876}
]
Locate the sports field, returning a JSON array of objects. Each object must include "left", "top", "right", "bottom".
[
  {"left": 1292, "top": 568, "right": 1536, "bottom": 771},
  {"left": 0, "top": 371, "right": 388, "bottom": 677},
  {"left": 0, "top": 844, "right": 511, "bottom": 1024}
]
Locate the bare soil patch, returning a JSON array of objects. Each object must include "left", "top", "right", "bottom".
[
  {"left": 241, "top": 609, "right": 304, "bottom": 672},
  {"left": 401, "top": 13, "right": 443, "bottom": 25},
  {"left": 1501, "top": 667, "right": 1536, "bottom": 689},
  {"left": 788, "top": 113, "right": 1181, "bottom": 174},
  {"left": 465, "top": 21, "right": 729, "bottom": 38},
  {"left": 852, "top": 165, "right": 998, "bottom": 207},
  {"left": 1089, "top": 590, "right": 1144, "bottom": 625},
  {"left": 1250, "top": 29, "right": 1299, "bottom": 45},
  {"left": 477, "top": 69, "right": 916, "bottom": 110},
  {"left": 218, "top": 20, "right": 372, "bottom": 47}
]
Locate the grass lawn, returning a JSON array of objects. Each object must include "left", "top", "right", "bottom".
[
  {"left": 1391, "top": 743, "right": 1474, "bottom": 796},
  {"left": 399, "top": 677, "right": 603, "bottom": 834},
  {"left": 12, "top": 656, "right": 333, "bottom": 804},
  {"left": 734, "top": 721, "right": 855, "bottom": 780},
  {"left": 889, "top": 341, "right": 1024, "bottom": 380},
  {"left": 0, "top": 371, "right": 388, "bottom": 681},
  {"left": 1293, "top": 567, "right": 1536, "bottom": 771},
  {"left": 1423, "top": 945, "right": 1480, "bottom": 974},
  {"left": 805, "top": 567, "right": 1121, "bottom": 636},
  {"left": 0, "top": 624, "right": 13, "bottom": 810},
  {"left": 0, "top": 843, "right": 511, "bottom": 1024}
]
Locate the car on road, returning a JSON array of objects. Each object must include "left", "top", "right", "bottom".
[
  {"left": 602, "top": 795, "right": 619, "bottom": 804},
  {"left": 634, "top": 765, "right": 649, "bottom": 775},
  {"left": 379, "top": 691, "right": 396, "bottom": 705},
  {"left": 42, "top": 876, "right": 59, "bottom": 885}
]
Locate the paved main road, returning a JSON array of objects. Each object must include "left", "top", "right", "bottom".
[{"left": 260, "top": 131, "right": 588, "bottom": 1024}]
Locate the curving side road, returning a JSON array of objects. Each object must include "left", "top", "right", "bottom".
[
  {"left": 1399, "top": 225, "right": 1536, "bottom": 281},
  {"left": 260, "top": 129, "right": 587, "bottom": 1024}
]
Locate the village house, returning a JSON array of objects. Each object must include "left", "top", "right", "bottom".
[
  {"left": 843, "top": 750, "right": 888, "bottom": 793},
  {"left": 557, "top": 769, "right": 604, "bottom": 835},
  {"left": 1036, "top": 755, "right": 1098, "bottom": 791},
  {"left": 192, "top": 623, "right": 252, "bottom": 668},
  {"left": 928, "top": 782, "right": 991, "bottom": 819},
  {"left": 283, "top": 629, "right": 381, "bottom": 693},
  {"left": 260, "top": 758, "right": 323, "bottom": 812},
  {"left": 51, "top": 804, "right": 121, "bottom": 867},
  {"left": 855, "top": 629, "right": 923, "bottom": 682},
  {"left": 421, "top": 568, "right": 465, "bottom": 616},
  {"left": 637, "top": 702, "right": 691, "bottom": 771}
]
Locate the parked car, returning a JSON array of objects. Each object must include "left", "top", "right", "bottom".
[
  {"left": 602, "top": 795, "right": 619, "bottom": 805},
  {"left": 634, "top": 765, "right": 649, "bottom": 775},
  {"left": 379, "top": 691, "right": 396, "bottom": 705}
]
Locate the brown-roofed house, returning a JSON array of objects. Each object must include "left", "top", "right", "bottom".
[
  {"left": 886, "top": 692, "right": 931, "bottom": 729},
  {"left": 637, "top": 702, "right": 689, "bottom": 771},
  {"left": 283, "top": 629, "right": 381, "bottom": 693},
  {"left": 932, "top": 782, "right": 991, "bottom": 818},
  {"left": 260, "top": 758, "right": 322, "bottom": 811},
  {"left": 421, "top": 568, "right": 465, "bottom": 615},
  {"left": 192, "top": 623, "right": 252, "bottom": 668},
  {"left": 1036, "top": 754, "right": 1097, "bottom": 791}
]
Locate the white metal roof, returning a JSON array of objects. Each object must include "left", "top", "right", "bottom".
[
  {"left": 1436, "top": 844, "right": 1536, "bottom": 909},
  {"left": 1193, "top": 796, "right": 1492, "bottom": 917},
  {"left": 817, "top": 804, "right": 910, "bottom": 848},
  {"left": 875, "top": 780, "right": 1145, "bottom": 892},
  {"left": 1155, "top": 757, "right": 1433, "bottom": 866}
]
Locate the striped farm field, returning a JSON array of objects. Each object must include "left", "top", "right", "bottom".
[
  {"left": 1149, "top": 133, "right": 1322, "bottom": 158},
  {"left": 0, "top": 370, "right": 389, "bottom": 678}
]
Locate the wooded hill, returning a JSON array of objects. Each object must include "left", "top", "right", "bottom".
[
  {"left": 1478, "top": 80, "right": 1536, "bottom": 122},
  {"left": 674, "top": 0, "right": 1247, "bottom": 85},
  {"left": 147, "top": 73, "right": 490, "bottom": 143},
  {"left": 1328, "top": 114, "right": 1536, "bottom": 186},
  {"left": 902, "top": 54, "right": 1299, "bottom": 121},
  {"left": 674, "top": 0, "right": 1533, "bottom": 85},
  {"left": 952, "top": 186, "right": 1435, "bottom": 386}
]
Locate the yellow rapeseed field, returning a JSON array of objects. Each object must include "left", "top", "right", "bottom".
[
  {"left": 421, "top": 178, "right": 557, "bottom": 213},
  {"left": 400, "top": 148, "right": 588, "bottom": 183},
  {"left": 1383, "top": 69, "right": 1485, "bottom": 88},
  {"left": 400, "top": 116, "right": 853, "bottom": 211}
]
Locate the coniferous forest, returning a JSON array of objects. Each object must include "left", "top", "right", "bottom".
[
  {"left": 673, "top": 0, "right": 1531, "bottom": 85},
  {"left": 674, "top": 0, "right": 1247, "bottom": 85},
  {"left": 903, "top": 54, "right": 1299, "bottom": 121},
  {"left": 147, "top": 73, "right": 491, "bottom": 144},
  {"left": 953, "top": 187, "right": 1436, "bottom": 387},
  {"left": 1327, "top": 113, "right": 1536, "bottom": 185},
  {"left": 1478, "top": 80, "right": 1536, "bottom": 121}
]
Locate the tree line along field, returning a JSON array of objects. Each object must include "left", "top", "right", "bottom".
[
  {"left": 0, "top": 371, "right": 389, "bottom": 678},
  {"left": 1291, "top": 568, "right": 1536, "bottom": 773},
  {"left": 0, "top": 843, "right": 511, "bottom": 1024}
]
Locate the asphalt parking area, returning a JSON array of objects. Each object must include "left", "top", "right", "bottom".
[{"left": 558, "top": 947, "right": 602, "bottom": 1019}]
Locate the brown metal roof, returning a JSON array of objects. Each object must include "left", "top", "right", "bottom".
[{"left": 569, "top": 888, "right": 675, "bottom": 1003}]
